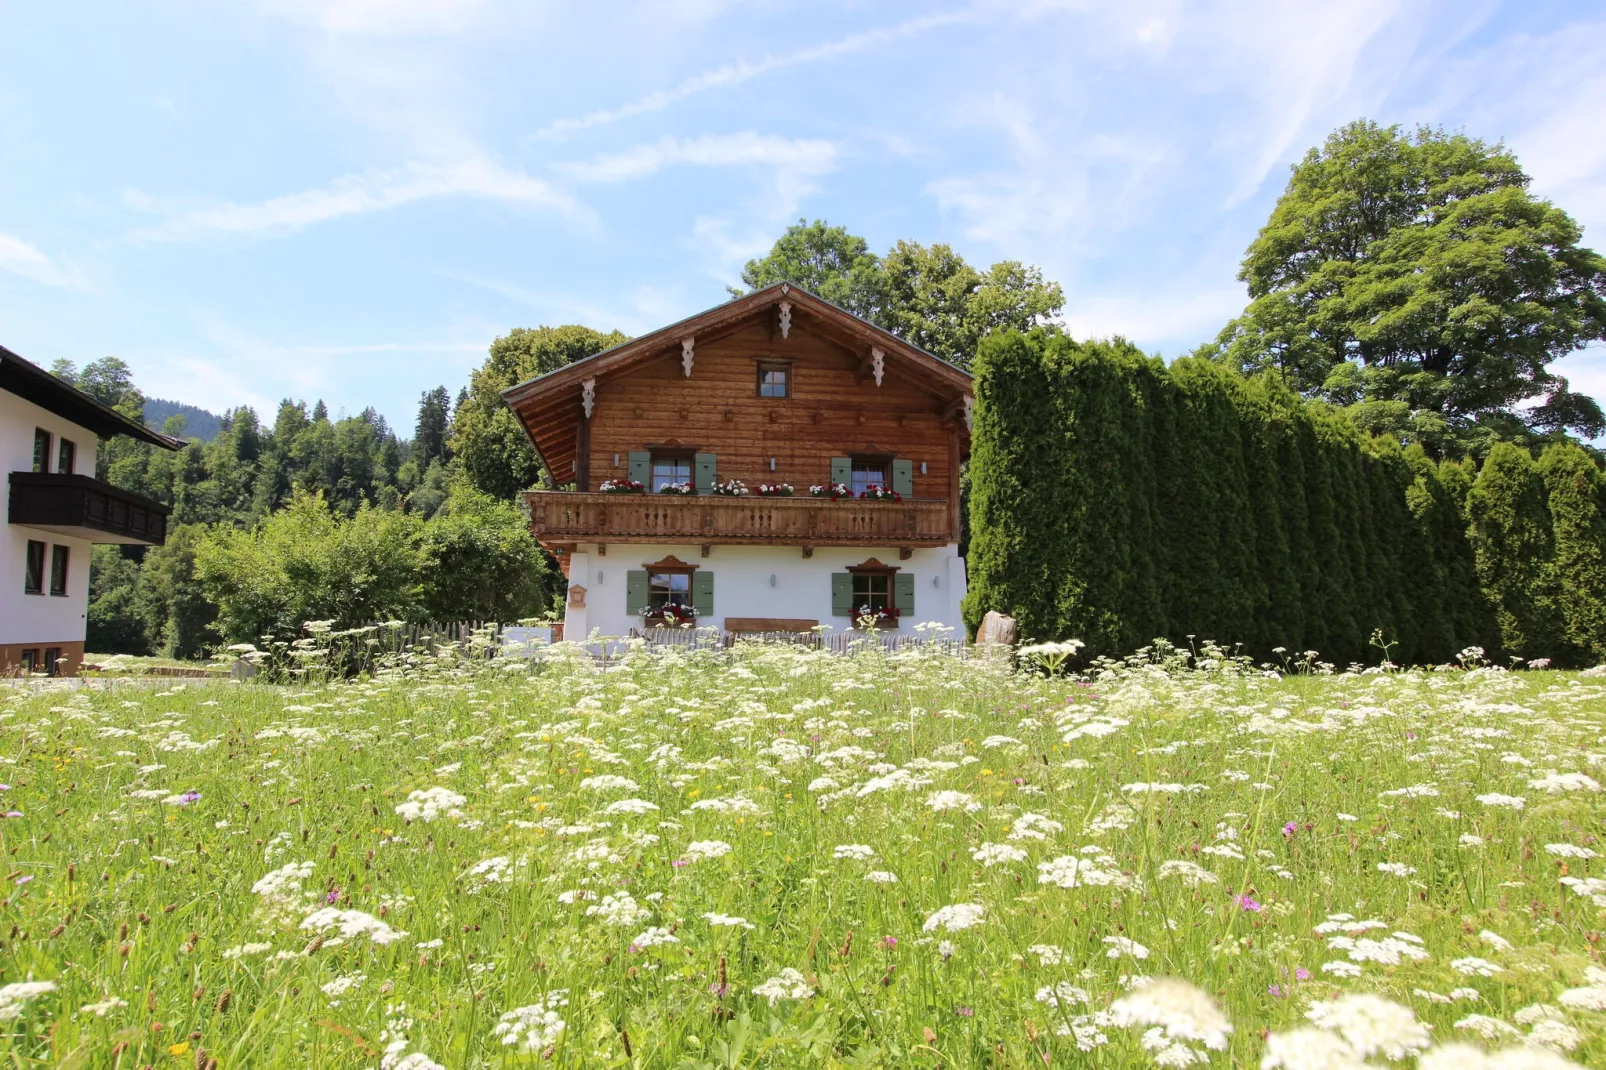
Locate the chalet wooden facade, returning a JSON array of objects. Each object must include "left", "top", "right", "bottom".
[{"left": 503, "top": 284, "right": 973, "bottom": 639}]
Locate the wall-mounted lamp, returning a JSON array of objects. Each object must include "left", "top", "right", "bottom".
[
  {"left": 597, "top": 570, "right": 605, "bottom": 585},
  {"left": 769, "top": 457, "right": 777, "bottom": 471},
  {"left": 920, "top": 462, "right": 928, "bottom": 475},
  {"left": 769, "top": 574, "right": 777, "bottom": 587},
  {"left": 932, "top": 575, "right": 940, "bottom": 589},
  {"left": 613, "top": 452, "right": 620, "bottom": 467}
]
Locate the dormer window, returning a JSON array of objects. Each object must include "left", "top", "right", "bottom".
[{"left": 757, "top": 362, "right": 790, "bottom": 398}]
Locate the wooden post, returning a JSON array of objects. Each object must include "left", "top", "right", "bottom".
[{"left": 576, "top": 412, "right": 591, "bottom": 491}]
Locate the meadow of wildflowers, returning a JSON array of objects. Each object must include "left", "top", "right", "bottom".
[{"left": 2, "top": 640, "right": 1604, "bottom": 1067}]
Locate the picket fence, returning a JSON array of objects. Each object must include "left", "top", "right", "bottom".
[{"left": 356, "top": 621, "right": 965, "bottom": 660}]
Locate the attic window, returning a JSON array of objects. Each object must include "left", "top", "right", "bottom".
[{"left": 757, "top": 362, "right": 790, "bottom": 398}]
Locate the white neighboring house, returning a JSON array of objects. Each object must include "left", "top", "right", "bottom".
[
  {"left": 2, "top": 346, "right": 182, "bottom": 675},
  {"left": 501, "top": 285, "right": 973, "bottom": 642}
]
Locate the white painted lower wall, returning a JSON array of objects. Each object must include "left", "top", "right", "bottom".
[
  {"left": 562, "top": 543, "right": 966, "bottom": 639},
  {"left": 2, "top": 388, "right": 98, "bottom": 647}
]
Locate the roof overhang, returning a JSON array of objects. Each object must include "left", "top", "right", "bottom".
[{"left": 0, "top": 345, "right": 185, "bottom": 450}]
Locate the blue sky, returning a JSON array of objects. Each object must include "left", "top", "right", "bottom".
[{"left": 2, "top": 0, "right": 1603, "bottom": 431}]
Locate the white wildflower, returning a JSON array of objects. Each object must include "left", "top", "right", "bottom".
[
  {"left": 751, "top": 968, "right": 813, "bottom": 1005},
  {"left": 492, "top": 992, "right": 568, "bottom": 1052},
  {"left": 922, "top": 903, "right": 986, "bottom": 932},
  {"left": 394, "top": 787, "right": 466, "bottom": 823}
]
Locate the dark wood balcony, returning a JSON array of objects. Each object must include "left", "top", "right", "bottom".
[
  {"left": 9, "top": 472, "right": 171, "bottom": 545},
  {"left": 526, "top": 490, "right": 954, "bottom": 549}
]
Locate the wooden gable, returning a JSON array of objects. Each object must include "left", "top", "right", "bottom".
[{"left": 502, "top": 284, "right": 973, "bottom": 495}]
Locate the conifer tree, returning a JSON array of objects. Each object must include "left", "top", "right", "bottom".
[
  {"left": 1538, "top": 443, "right": 1606, "bottom": 663},
  {"left": 963, "top": 330, "right": 1073, "bottom": 640},
  {"left": 1468, "top": 443, "right": 1558, "bottom": 660}
]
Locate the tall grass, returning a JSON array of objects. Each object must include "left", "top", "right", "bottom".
[{"left": 0, "top": 642, "right": 1601, "bottom": 1066}]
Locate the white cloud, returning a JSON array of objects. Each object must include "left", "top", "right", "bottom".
[
  {"left": 130, "top": 157, "right": 580, "bottom": 241},
  {"left": 533, "top": 6, "right": 985, "bottom": 138},
  {"left": 558, "top": 132, "right": 836, "bottom": 185},
  {"left": 0, "top": 232, "right": 88, "bottom": 290}
]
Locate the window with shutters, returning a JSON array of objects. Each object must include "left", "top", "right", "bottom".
[
  {"left": 843, "top": 557, "right": 901, "bottom": 626},
  {"left": 650, "top": 453, "right": 693, "bottom": 493},
  {"left": 648, "top": 570, "right": 691, "bottom": 611},
  {"left": 849, "top": 456, "right": 888, "bottom": 497},
  {"left": 852, "top": 572, "right": 891, "bottom": 612}
]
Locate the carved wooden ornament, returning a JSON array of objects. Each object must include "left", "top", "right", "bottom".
[
  {"left": 681, "top": 337, "right": 695, "bottom": 377},
  {"left": 567, "top": 584, "right": 587, "bottom": 608},
  {"left": 581, "top": 378, "right": 596, "bottom": 419},
  {"left": 778, "top": 300, "right": 792, "bottom": 339},
  {"left": 871, "top": 347, "right": 885, "bottom": 387}
]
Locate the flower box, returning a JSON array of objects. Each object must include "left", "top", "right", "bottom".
[
  {"left": 710, "top": 479, "right": 748, "bottom": 497},
  {"left": 643, "top": 603, "right": 698, "bottom": 627},
  {"left": 657, "top": 482, "right": 694, "bottom": 495},
  {"left": 600, "top": 479, "right": 646, "bottom": 494},
  {"left": 756, "top": 483, "right": 794, "bottom": 497},
  {"left": 855, "top": 605, "right": 901, "bottom": 629},
  {"left": 810, "top": 483, "right": 851, "bottom": 501},
  {"left": 858, "top": 484, "right": 902, "bottom": 502}
]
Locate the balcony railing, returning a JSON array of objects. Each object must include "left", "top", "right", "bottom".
[
  {"left": 8, "top": 472, "right": 171, "bottom": 546},
  {"left": 526, "top": 491, "right": 954, "bottom": 547}
]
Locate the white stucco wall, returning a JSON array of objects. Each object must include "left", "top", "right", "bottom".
[
  {"left": 561, "top": 542, "right": 966, "bottom": 639},
  {"left": 1, "top": 389, "right": 97, "bottom": 645}
]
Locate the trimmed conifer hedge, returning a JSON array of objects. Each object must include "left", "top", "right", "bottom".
[{"left": 963, "top": 329, "right": 1606, "bottom": 667}]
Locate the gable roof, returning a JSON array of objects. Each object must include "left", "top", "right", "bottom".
[
  {"left": 0, "top": 345, "right": 185, "bottom": 450},
  {"left": 501, "top": 283, "right": 972, "bottom": 481}
]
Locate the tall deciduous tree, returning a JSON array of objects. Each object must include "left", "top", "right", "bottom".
[
  {"left": 736, "top": 221, "right": 1064, "bottom": 367},
  {"left": 734, "top": 219, "right": 888, "bottom": 320},
  {"left": 1210, "top": 120, "right": 1606, "bottom": 441},
  {"left": 880, "top": 241, "right": 1064, "bottom": 366},
  {"left": 452, "top": 325, "right": 628, "bottom": 500}
]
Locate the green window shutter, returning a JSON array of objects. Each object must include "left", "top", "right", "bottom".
[
  {"left": 830, "top": 456, "right": 852, "bottom": 487},
  {"left": 894, "top": 572, "right": 915, "bottom": 616},
  {"left": 692, "top": 571, "right": 715, "bottom": 617},
  {"left": 628, "top": 451, "right": 651, "bottom": 485},
  {"left": 625, "top": 570, "right": 649, "bottom": 615},
  {"left": 891, "top": 458, "right": 913, "bottom": 497},
  {"left": 831, "top": 572, "right": 854, "bottom": 616},
  {"left": 694, "top": 452, "right": 717, "bottom": 494}
]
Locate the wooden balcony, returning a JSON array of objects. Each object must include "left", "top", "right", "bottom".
[
  {"left": 9, "top": 472, "right": 171, "bottom": 546},
  {"left": 526, "top": 491, "right": 954, "bottom": 548}
]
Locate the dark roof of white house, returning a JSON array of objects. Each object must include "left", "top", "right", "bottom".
[{"left": 0, "top": 345, "right": 184, "bottom": 450}]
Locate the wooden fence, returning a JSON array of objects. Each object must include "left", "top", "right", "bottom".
[{"left": 356, "top": 621, "right": 965, "bottom": 661}]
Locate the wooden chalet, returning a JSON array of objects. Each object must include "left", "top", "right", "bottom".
[{"left": 502, "top": 284, "right": 974, "bottom": 638}]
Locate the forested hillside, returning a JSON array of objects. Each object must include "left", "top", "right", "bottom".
[{"left": 142, "top": 397, "right": 221, "bottom": 441}]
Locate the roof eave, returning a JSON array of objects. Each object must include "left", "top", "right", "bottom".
[
  {"left": 0, "top": 345, "right": 186, "bottom": 450},
  {"left": 500, "top": 283, "right": 972, "bottom": 409}
]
